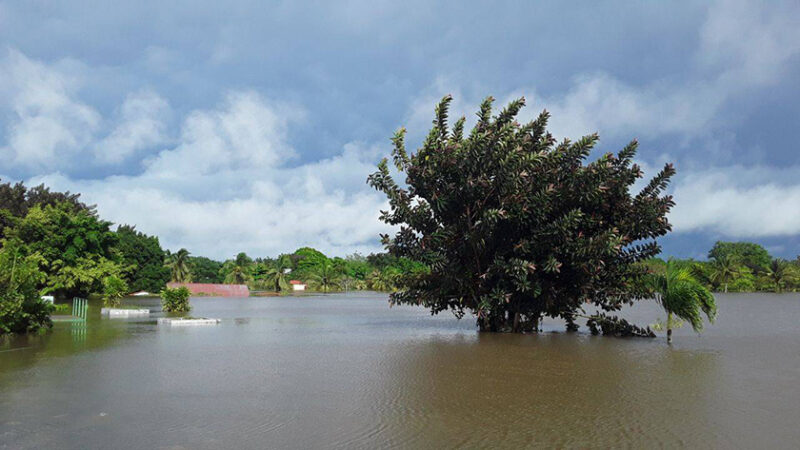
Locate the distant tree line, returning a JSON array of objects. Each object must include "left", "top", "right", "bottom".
[
  {"left": 164, "top": 246, "right": 426, "bottom": 294},
  {"left": 644, "top": 241, "right": 800, "bottom": 293}
]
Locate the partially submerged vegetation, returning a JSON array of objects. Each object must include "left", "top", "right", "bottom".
[
  {"left": 647, "top": 261, "right": 717, "bottom": 343},
  {"left": 161, "top": 286, "right": 191, "bottom": 313},
  {"left": 369, "top": 95, "right": 676, "bottom": 334}
]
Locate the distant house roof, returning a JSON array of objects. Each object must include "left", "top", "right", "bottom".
[{"left": 289, "top": 280, "right": 304, "bottom": 285}]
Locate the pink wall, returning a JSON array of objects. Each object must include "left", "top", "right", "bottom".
[{"left": 167, "top": 282, "right": 250, "bottom": 297}]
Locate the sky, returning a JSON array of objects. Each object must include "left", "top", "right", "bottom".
[{"left": 0, "top": 0, "right": 799, "bottom": 260}]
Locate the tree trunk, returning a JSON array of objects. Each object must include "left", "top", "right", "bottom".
[
  {"left": 479, "top": 311, "right": 539, "bottom": 333},
  {"left": 724, "top": 283, "right": 728, "bottom": 293},
  {"left": 666, "top": 312, "right": 673, "bottom": 344}
]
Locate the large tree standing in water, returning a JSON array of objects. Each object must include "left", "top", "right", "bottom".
[{"left": 368, "top": 95, "right": 675, "bottom": 333}]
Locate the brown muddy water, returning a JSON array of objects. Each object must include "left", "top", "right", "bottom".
[{"left": 1, "top": 292, "right": 799, "bottom": 449}]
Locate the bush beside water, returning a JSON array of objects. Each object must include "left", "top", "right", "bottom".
[
  {"left": 161, "top": 286, "right": 191, "bottom": 312},
  {"left": 0, "top": 240, "right": 52, "bottom": 335}
]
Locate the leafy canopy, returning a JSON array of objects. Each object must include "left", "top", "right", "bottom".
[
  {"left": 0, "top": 239, "right": 52, "bottom": 335},
  {"left": 368, "top": 95, "right": 676, "bottom": 332},
  {"left": 708, "top": 241, "right": 770, "bottom": 271},
  {"left": 4, "top": 202, "right": 124, "bottom": 299},
  {"left": 116, "top": 225, "right": 170, "bottom": 293}
]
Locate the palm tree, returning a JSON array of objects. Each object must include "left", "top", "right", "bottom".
[
  {"left": 709, "top": 254, "right": 740, "bottom": 293},
  {"left": 367, "top": 269, "right": 397, "bottom": 292},
  {"left": 165, "top": 248, "right": 192, "bottom": 283},
  {"left": 648, "top": 261, "right": 717, "bottom": 344},
  {"left": 262, "top": 255, "right": 292, "bottom": 292},
  {"left": 763, "top": 258, "right": 798, "bottom": 293},
  {"left": 308, "top": 259, "right": 341, "bottom": 293},
  {"left": 223, "top": 252, "right": 253, "bottom": 285}
]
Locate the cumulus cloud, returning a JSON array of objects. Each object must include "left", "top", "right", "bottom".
[
  {"left": 0, "top": 49, "right": 100, "bottom": 169},
  {"left": 28, "top": 91, "right": 392, "bottom": 259},
  {"left": 94, "top": 89, "right": 170, "bottom": 164},
  {"left": 670, "top": 166, "right": 800, "bottom": 237},
  {"left": 0, "top": 50, "right": 172, "bottom": 172},
  {"left": 144, "top": 91, "right": 298, "bottom": 176},
  {"left": 0, "top": 50, "right": 393, "bottom": 259}
]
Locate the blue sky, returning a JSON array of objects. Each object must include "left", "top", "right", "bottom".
[{"left": 1, "top": 1, "right": 799, "bottom": 260}]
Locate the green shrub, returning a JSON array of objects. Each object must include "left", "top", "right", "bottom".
[
  {"left": 102, "top": 275, "right": 129, "bottom": 307},
  {"left": 52, "top": 303, "right": 70, "bottom": 314},
  {"left": 0, "top": 240, "right": 52, "bottom": 335},
  {"left": 161, "top": 286, "right": 191, "bottom": 312}
]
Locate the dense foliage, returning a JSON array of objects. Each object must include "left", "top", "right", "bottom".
[
  {"left": 708, "top": 241, "right": 771, "bottom": 272},
  {"left": 5, "top": 202, "right": 125, "bottom": 299},
  {"left": 187, "top": 256, "right": 224, "bottom": 283},
  {"left": 0, "top": 179, "right": 95, "bottom": 241},
  {"left": 116, "top": 225, "right": 170, "bottom": 293},
  {"left": 648, "top": 241, "right": 800, "bottom": 293},
  {"left": 0, "top": 239, "right": 52, "bottom": 335},
  {"left": 161, "top": 286, "right": 191, "bottom": 312},
  {"left": 368, "top": 95, "right": 676, "bottom": 333},
  {"left": 213, "top": 248, "right": 424, "bottom": 293}
]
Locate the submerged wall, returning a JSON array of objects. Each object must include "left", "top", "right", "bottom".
[{"left": 167, "top": 282, "right": 250, "bottom": 297}]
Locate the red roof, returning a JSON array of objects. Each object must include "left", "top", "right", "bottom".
[
  {"left": 289, "top": 280, "right": 304, "bottom": 285},
  {"left": 167, "top": 282, "right": 249, "bottom": 297}
]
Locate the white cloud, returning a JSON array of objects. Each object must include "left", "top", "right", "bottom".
[
  {"left": 536, "top": 75, "right": 722, "bottom": 142},
  {"left": 0, "top": 49, "right": 100, "bottom": 169},
  {"left": 670, "top": 166, "right": 800, "bottom": 237},
  {"left": 144, "top": 91, "right": 298, "bottom": 177},
  {"left": 0, "top": 50, "right": 173, "bottom": 170},
  {"left": 700, "top": 0, "right": 800, "bottom": 85},
  {"left": 28, "top": 91, "right": 392, "bottom": 259},
  {"left": 94, "top": 89, "right": 170, "bottom": 164}
]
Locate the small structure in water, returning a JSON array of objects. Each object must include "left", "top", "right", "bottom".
[
  {"left": 290, "top": 280, "right": 307, "bottom": 291},
  {"left": 52, "top": 297, "right": 89, "bottom": 323},
  {"left": 158, "top": 317, "right": 221, "bottom": 326},
  {"left": 101, "top": 308, "right": 150, "bottom": 317}
]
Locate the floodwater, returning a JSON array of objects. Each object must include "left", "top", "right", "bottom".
[{"left": 1, "top": 292, "right": 799, "bottom": 449}]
